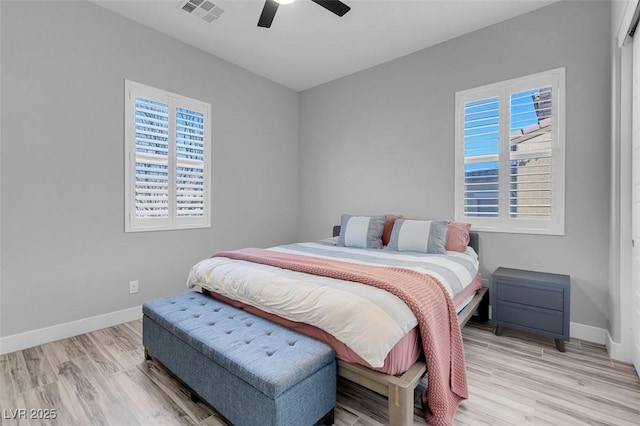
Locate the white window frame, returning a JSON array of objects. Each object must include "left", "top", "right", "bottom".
[
  {"left": 124, "top": 80, "right": 211, "bottom": 232},
  {"left": 454, "top": 68, "right": 565, "bottom": 235}
]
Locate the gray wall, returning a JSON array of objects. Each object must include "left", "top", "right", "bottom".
[
  {"left": 0, "top": 1, "right": 299, "bottom": 337},
  {"left": 299, "top": 1, "right": 612, "bottom": 329},
  {"left": 0, "top": 0, "right": 614, "bottom": 338}
]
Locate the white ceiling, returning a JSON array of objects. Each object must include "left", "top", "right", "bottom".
[{"left": 91, "top": 0, "right": 557, "bottom": 91}]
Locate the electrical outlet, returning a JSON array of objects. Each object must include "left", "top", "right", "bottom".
[{"left": 129, "top": 280, "right": 139, "bottom": 294}]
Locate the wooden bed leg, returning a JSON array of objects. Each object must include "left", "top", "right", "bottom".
[
  {"left": 387, "top": 382, "right": 414, "bottom": 426},
  {"left": 144, "top": 348, "right": 151, "bottom": 361}
]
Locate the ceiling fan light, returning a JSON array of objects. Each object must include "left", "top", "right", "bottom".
[{"left": 275, "top": 0, "right": 296, "bottom": 4}]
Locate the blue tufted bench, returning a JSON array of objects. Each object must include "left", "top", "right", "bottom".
[{"left": 142, "top": 291, "right": 336, "bottom": 426}]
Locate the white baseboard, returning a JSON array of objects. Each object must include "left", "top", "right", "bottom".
[
  {"left": 487, "top": 304, "right": 607, "bottom": 345},
  {"left": 606, "top": 330, "right": 634, "bottom": 363},
  {"left": 0, "top": 306, "right": 624, "bottom": 363},
  {"left": 486, "top": 320, "right": 608, "bottom": 347},
  {"left": 487, "top": 318, "right": 608, "bottom": 347},
  {"left": 570, "top": 322, "right": 607, "bottom": 345},
  {"left": 0, "top": 306, "right": 143, "bottom": 355}
]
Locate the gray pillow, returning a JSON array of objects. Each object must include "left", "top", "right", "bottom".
[
  {"left": 336, "top": 214, "right": 386, "bottom": 249},
  {"left": 387, "top": 219, "right": 448, "bottom": 254}
]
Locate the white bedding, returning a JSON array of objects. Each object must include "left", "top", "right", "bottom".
[{"left": 186, "top": 239, "right": 479, "bottom": 368}]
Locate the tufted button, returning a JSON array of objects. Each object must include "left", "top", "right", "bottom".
[
  {"left": 180, "top": 308, "right": 187, "bottom": 311},
  {"left": 193, "top": 314, "right": 201, "bottom": 318},
  {"left": 214, "top": 308, "right": 221, "bottom": 312},
  {"left": 228, "top": 315, "right": 236, "bottom": 319},
  {"left": 170, "top": 301, "right": 176, "bottom": 304},
  {"left": 208, "top": 322, "right": 216, "bottom": 326},
  {"left": 189, "top": 296, "right": 195, "bottom": 300},
  {"left": 244, "top": 340, "right": 252, "bottom": 344},
  {"left": 266, "top": 351, "right": 274, "bottom": 357},
  {"left": 225, "top": 330, "right": 232, "bottom": 334},
  {"left": 245, "top": 322, "right": 253, "bottom": 327},
  {"left": 265, "top": 331, "right": 272, "bottom": 336},
  {"left": 288, "top": 341, "right": 296, "bottom": 346},
  {"left": 200, "top": 302, "right": 207, "bottom": 306}
]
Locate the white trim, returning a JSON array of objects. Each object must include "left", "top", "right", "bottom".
[
  {"left": 607, "top": 330, "right": 634, "bottom": 362},
  {"left": 570, "top": 322, "right": 607, "bottom": 345},
  {"left": 610, "top": 26, "right": 635, "bottom": 379},
  {"left": 0, "top": 306, "right": 142, "bottom": 355},
  {"left": 485, "top": 307, "right": 608, "bottom": 346},
  {"left": 460, "top": 301, "right": 609, "bottom": 350},
  {"left": 617, "top": 0, "right": 640, "bottom": 47},
  {"left": 0, "top": 308, "right": 622, "bottom": 364}
]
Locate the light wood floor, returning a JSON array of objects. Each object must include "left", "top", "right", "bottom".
[{"left": 1, "top": 320, "right": 638, "bottom": 425}]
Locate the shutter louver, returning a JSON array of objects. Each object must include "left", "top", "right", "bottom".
[
  {"left": 134, "top": 97, "right": 169, "bottom": 218},
  {"left": 463, "top": 97, "right": 500, "bottom": 218},
  {"left": 509, "top": 87, "right": 553, "bottom": 219},
  {"left": 175, "top": 107, "right": 205, "bottom": 218}
]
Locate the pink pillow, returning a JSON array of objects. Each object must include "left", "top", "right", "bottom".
[
  {"left": 446, "top": 222, "right": 471, "bottom": 252},
  {"left": 382, "top": 214, "right": 403, "bottom": 245}
]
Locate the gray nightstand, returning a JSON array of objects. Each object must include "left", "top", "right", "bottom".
[{"left": 492, "top": 267, "right": 570, "bottom": 352}]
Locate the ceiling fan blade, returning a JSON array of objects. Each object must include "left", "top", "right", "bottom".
[
  {"left": 258, "top": 0, "right": 279, "bottom": 28},
  {"left": 310, "top": 0, "right": 351, "bottom": 17}
]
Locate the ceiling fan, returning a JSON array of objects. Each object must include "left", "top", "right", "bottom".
[{"left": 258, "top": 0, "right": 351, "bottom": 28}]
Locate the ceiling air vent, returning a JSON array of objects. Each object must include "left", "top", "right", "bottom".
[{"left": 179, "top": 0, "right": 224, "bottom": 23}]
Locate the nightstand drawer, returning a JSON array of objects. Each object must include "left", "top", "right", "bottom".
[
  {"left": 495, "top": 301, "right": 564, "bottom": 335},
  {"left": 496, "top": 280, "right": 564, "bottom": 311}
]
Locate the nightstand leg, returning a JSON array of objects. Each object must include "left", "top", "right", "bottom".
[
  {"left": 555, "top": 339, "right": 565, "bottom": 352},
  {"left": 495, "top": 325, "right": 503, "bottom": 336}
]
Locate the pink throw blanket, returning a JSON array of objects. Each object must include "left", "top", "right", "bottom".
[{"left": 212, "top": 248, "right": 468, "bottom": 426}]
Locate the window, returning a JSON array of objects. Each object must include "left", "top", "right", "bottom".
[
  {"left": 454, "top": 68, "right": 565, "bottom": 235},
  {"left": 124, "top": 80, "right": 211, "bottom": 232}
]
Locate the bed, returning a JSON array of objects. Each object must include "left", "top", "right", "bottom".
[{"left": 186, "top": 216, "right": 488, "bottom": 426}]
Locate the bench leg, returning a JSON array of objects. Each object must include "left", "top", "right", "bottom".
[
  {"left": 555, "top": 339, "right": 566, "bottom": 352},
  {"left": 144, "top": 348, "right": 152, "bottom": 361},
  {"left": 317, "top": 408, "right": 334, "bottom": 425}
]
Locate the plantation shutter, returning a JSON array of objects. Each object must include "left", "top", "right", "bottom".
[
  {"left": 125, "top": 80, "right": 211, "bottom": 232},
  {"left": 509, "top": 87, "right": 553, "bottom": 219},
  {"left": 455, "top": 68, "right": 564, "bottom": 235},
  {"left": 463, "top": 97, "right": 500, "bottom": 218},
  {"left": 175, "top": 106, "right": 206, "bottom": 221},
  {"left": 134, "top": 97, "right": 170, "bottom": 219}
]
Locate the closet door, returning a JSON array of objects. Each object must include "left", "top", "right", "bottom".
[
  {"left": 632, "top": 26, "right": 640, "bottom": 378},
  {"left": 631, "top": 33, "right": 640, "bottom": 375}
]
